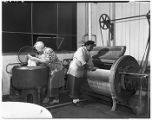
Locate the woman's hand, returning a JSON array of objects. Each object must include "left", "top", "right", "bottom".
[
  {"left": 83, "top": 63, "right": 89, "bottom": 69},
  {"left": 51, "top": 69, "right": 57, "bottom": 75},
  {"left": 27, "top": 54, "right": 32, "bottom": 59},
  {"left": 88, "top": 67, "right": 96, "bottom": 71},
  {"left": 27, "top": 54, "right": 39, "bottom": 62}
]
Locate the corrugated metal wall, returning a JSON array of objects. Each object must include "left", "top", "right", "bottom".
[
  {"left": 77, "top": 2, "right": 150, "bottom": 63},
  {"left": 77, "top": 3, "right": 112, "bottom": 47},
  {"left": 93, "top": 3, "right": 111, "bottom": 47},
  {"left": 115, "top": 2, "right": 150, "bottom": 63}
]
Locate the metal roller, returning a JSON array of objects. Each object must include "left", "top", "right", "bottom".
[
  {"left": 87, "top": 55, "right": 140, "bottom": 105},
  {"left": 87, "top": 69, "right": 111, "bottom": 95}
]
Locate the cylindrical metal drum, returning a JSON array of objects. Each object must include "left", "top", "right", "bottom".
[
  {"left": 12, "top": 65, "right": 49, "bottom": 89},
  {"left": 87, "top": 69, "right": 111, "bottom": 95},
  {"left": 87, "top": 55, "right": 140, "bottom": 103}
]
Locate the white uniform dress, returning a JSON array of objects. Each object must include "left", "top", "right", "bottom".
[
  {"left": 67, "top": 46, "right": 94, "bottom": 98},
  {"left": 67, "top": 46, "right": 94, "bottom": 78}
]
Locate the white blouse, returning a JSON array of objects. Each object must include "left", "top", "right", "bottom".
[{"left": 67, "top": 46, "right": 94, "bottom": 78}]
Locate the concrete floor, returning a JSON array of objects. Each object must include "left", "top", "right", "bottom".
[
  {"left": 3, "top": 89, "right": 150, "bottom": 118},
  {"left": 50, "top": 99, "right": 149, "bottom": 118}
]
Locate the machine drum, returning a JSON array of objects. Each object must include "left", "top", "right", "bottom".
[
  {"left": 110, "top": 55, "right": 140, "bottom": 103},
  {"left": 87, "top": 55, "right": 140, "bottom": 104},
  {"left": 12, "top": 65, "right": 49, "bottom": 89}
]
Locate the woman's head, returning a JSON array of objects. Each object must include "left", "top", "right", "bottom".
[
  {"left": 84, "top": 41, "right": 96, "bottom": 51},
  {"left": 34, "top": 41, "right": 45, "bottom": 53}
]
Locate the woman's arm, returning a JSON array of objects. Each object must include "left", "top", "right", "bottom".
[{"left": 28, "top": 54, "right": 50, "bottom": 64}]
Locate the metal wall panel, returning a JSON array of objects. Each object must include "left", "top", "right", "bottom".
[
  {"left": 77, "top": 2, "right": 150, "bottom": 63},
  {"left": 115, "top": 2, "right": 150, "bottom": 63},
  {"left": 77, "top": 3, "right": 86, "bottom": 47},
  {"left": 96, "top": 3, "right": 111, "bottom": 47}
]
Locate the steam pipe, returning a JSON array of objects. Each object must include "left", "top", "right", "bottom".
[{"left": 88, "top": 3, "right": 92, "bottom": 41}]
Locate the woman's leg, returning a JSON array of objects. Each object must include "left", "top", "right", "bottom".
[
  {"left": 42, "top": 72, "right": 53, "bottom": 104},
  {"left": 50, "top": 88, "right": 59, "bottom": 104},
  {"left": 43, "top": 70, "right": 62, "bottom": 104},
  {"left": 67, "top": 74, "right": 82, "bottom": 103}
]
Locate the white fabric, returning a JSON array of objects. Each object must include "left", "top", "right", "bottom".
[
  {"left": 67, "top": 46, "right": 94, "bottom": 78},
  {"left": 27, "top": 59, "right": 37, "bottom": 66},
  {"left": 1, "top": 102, "right": 52, "bottom": 119}
]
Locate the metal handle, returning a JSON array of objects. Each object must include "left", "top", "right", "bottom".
[{"left": 6, "top": 63, "right": 21, "bottom": 74}]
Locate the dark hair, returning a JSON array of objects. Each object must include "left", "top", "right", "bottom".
[{"left": 84, "top": 40, "right": 96, "bottom": 46}]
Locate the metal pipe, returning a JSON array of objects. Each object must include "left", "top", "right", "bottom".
[
  {"left": 119, "top": 72, "right": 149, "bottom": 77},
  {"left": 6, "top": 63, "right": 21, "bottom": 74},
  {"left": 112, "top": 3, "right": 116, "bottom": 46},
  {"left": 88, "top": 3, "right": 92, "bottom": 41},
  {"left": 45, "top": 99, "right": 88, "bottom": 109},
  {"left": 85, "top": 3, "right": 88, "bottom": 36},
  {"left": 111, "top": 14, "right": 147, "bottom": 22}
]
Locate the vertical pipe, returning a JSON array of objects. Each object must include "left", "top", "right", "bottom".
[
  {"left": 88, "top": 3, "right": 92, "bottom": 41},
  {"left": 85, "top": 3, "right": 88, "bottom": 35},
  {"left": 108, "top": 3, "right": 111, "bottom": 46},
  {"left": 112, "top": 3, "right": 116, "bottom": 46}
]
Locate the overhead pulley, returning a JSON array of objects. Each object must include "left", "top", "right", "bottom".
[
  {"left": 99, "top": 14, "right": 111, "bottom": 30},
  {"left": 99, "top": 11, "right": 150, "bottom": 30}
]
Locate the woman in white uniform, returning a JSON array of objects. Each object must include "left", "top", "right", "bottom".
[{"left": 67, "top": 40, "right": 96, "bottom": 105}]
